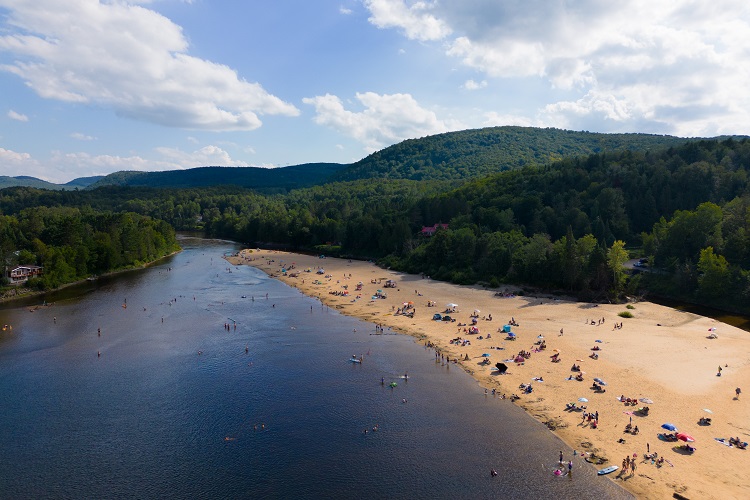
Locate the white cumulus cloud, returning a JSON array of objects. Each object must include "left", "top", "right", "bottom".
[
  {"left": 364, "top": 0, "right": 452, "bottom": 41},
  {"left": 463, "top": 79, "right": 487, "bottom": 91},
  {"left": 364, "top": 0, "right": 750, "bottom": 136},
  {"left": 0, "top": 0, "right": 299, "bottom": 131},
  {"left": 303, "top": 92, "right": 462, "bottom": 152},
  {"left": 7, "top": 110, "right": 28, "bottom": 122}
]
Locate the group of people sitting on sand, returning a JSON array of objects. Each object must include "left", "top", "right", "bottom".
[
  {"left": 729, "top": 437, "right": 747, "bottom": 449},
  {"left": 517, "top": 350, "right": 531, "bottom": 359},
  {"left": 571, "top": 363, "right": 581, "bottom": 371},
  {"left": 624, "top": 423, "right": 640, "bottom": 434},
  {"left": 518, "top": 383, "right": 534, "bottom": 394},
  {"left": 591, "top": 382, "right": 606, "bottom": 392},
  {"left": 644, "top": 452, "right": 665, "bottom": 466},
  {"left": 507, "top": 317, "right": 519, "bottom": 326},
  {"left": 619, "top": 395, "right": 639, "bottom": 406},
  {"left": 550, "top": 352, "right": 561, "bottom": 363}
]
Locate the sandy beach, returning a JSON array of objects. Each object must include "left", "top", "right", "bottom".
[{"left": 228, "top": 249, "right": 750, "bottom": 499}]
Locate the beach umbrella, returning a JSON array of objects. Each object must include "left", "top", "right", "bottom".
[
  {"left": 507, "top": 332, "right": 516, "bottom": 337},
  {"left": 474, "top": 309, "right": 480, "bottom": 313},
  {"left": 702, "top": 408, "right": 713, "bottom": 414},
  {"left": 514, "top": 356, "right": 525, "bottom": 363},
  {"left": 639, "top": 398, "right": 654, "bottom": 404},
  {"left": 661, "top": 423, "right": 678, "bottom": 431},
  {"left": 676, "top": 433, "right": 695, "bottom": 442},
  {"left": 594, "top": 339, "right": 603, "bottom": 343},
  {"left": 482, "top": 353, "right": 491, "bottom": 357},
  {"left": 578, "top": 397, "right": 589, "bottom": 403},
  {"left": 447, "top": 303, "right": 458, "bottom": 308},
  {"left": 537, "top": 335, "right": 544, "bottom": 339},
  {"left": 495, "top": 362, "right": 508, "bottom": 373},
  {"left": 552, "top": 348, "right": 560, "bottom": 352},
  {"left": 594, "top": 377, "right": 607, "bottom": 385}
]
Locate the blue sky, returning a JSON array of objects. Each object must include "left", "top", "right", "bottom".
[{"left": 1, "top": 0, "right": 749, "bottom": 183}]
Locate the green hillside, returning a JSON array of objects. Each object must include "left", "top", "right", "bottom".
[
  {"left": 332, "top": 126, "right": 695, "bottom": 182},
  {"left": 89, "top": 164, "right": 347, "bottom": 192}
]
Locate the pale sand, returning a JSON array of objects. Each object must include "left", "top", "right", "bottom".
[{"left": 228, "top": 249, "right": 750, "bottom": 499}]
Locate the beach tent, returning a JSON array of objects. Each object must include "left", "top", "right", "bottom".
[
  {"left": 495, "top": 362, "right": 508, "bottom": 373},
  {"left": 502, "top": 324, "right": 512, "bottom": 333},
  {"left": 514, "top": 355, "right": 525, "bottom": 363},
  {"left": 432, "top": 313, "right": 442, "bottom": 320}
]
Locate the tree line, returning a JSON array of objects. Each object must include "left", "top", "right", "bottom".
[{"left": 1, "top": 137, "right": 749, "bottom": 310}]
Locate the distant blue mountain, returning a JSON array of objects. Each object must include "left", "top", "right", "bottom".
[
  {"left": 88, "top": 164, "right": 348, "bottom": 192},
  {"left": 0, "top": 175, "right": 104, "bottom": 190}
]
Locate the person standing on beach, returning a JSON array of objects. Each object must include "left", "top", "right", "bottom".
[
  {"left": 736, "top": 387, "right": 742, "bottom": 398},
  {"left": 559, "top": 451, "right": 563, "bottom": 464}
]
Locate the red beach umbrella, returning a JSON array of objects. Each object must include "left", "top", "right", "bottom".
[{"left": 676, "top": 432, "right": 695, "bottom": 442}]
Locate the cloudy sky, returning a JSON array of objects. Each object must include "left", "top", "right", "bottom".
[{"left": 1, "top": 0, "right": 749, "bottom": 183}]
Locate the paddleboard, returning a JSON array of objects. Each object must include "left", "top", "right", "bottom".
[
  {"left": 349, "top": 358, "right": 362, "bottom": 363},
  {"left": 597, "top": 465, "right": 618, "bottom": 475}
]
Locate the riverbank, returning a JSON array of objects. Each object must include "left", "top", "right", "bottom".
[
  {"left": 0, "top": 248, "right": 182, "bottom": 307},
  {"left": 229, "top": 249, "right": 750, "bottom": 500}
]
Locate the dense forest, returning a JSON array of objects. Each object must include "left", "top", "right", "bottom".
[
  {"left": 332, "top": 126, "right": 693, "bottom": 182},
  {"left": 1, "top": 130, "right": 749, "bottom": 312},
  {"left": 89, "top": 163, "right": 346, "bottom": 193},
  {"left": 0, "top": 206, "right": 178, "bottom": 291}
]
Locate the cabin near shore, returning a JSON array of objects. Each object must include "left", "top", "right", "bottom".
[{"left": 6, "top": 265, "right": 43, "bottom": 284}]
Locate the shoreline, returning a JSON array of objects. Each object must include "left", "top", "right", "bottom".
[
  {"left": 0, "top": 248, "right": 182, "bottom": 307},
  {"left": 229, "top": 249, "right": 750, "bottom": 500}
]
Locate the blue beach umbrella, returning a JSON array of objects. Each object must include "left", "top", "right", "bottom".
[
  {"left": 661, "top": 423, "right": 677, "bottom": 431},
  {"left": 507, "top": 332, "right": 516, "bottom": 337},
  {"left": 482, "top": 353, "right": 491, "bottom": 357}
]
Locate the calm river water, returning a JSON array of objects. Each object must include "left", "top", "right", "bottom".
[{"left": 0, "top": 237, "right": 631, "bottom": 499}]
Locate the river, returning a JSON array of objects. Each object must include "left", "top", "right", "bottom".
[{"left": 0, "top": 237, "right": 630, "bottom": 499}]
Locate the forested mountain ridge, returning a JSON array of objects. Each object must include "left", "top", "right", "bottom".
[
  {"left": 88, "top": 163, "right": 347, "bottom": 192},
  {"left": 331, "top": 126, "right": 698, "bottom": 182},
  {"left": 3, "top": 134, "right": 750, "bottom": 312}
]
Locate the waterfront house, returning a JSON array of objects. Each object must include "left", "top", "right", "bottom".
[{"left": 7, "top": 265, "right": 43, "bottom": 284}]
